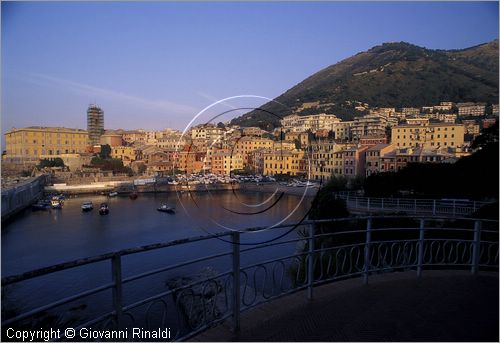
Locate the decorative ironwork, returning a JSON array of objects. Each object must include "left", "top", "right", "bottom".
[{"left": 1, "top": 217, "right": 498, "bottom": 341}]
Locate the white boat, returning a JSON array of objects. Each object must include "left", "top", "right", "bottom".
[
  {"left": 81, "top": 202, "right": 93, "bottom": 212},
  {"left": 157, "top": 204, "right": 176, "bottom": 214},
  {"left": 108, "top": 191, "right": 118, "bottom": 197},
  {"left": 51, "top": 199, "right": 63, "bottom": 209}
]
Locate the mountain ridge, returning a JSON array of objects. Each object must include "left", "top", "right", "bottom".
[{"left": 231, "top": 40, "right": 499, "bottom": 129}]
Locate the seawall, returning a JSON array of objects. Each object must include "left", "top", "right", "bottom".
[{"left": 1, "top": 175, "right": 50, "bottom": 222}]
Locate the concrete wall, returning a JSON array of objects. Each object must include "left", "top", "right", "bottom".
[{"left": 1, "top": 175, "right": 49, "bottom": 222}]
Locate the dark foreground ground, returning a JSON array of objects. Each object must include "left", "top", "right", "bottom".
[{"left": 193, "top": 270, "right": 499, "bottom": 342}]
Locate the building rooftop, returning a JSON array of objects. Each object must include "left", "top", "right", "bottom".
[
  {"left": 366, "top": 143, "right": 393, "bottom": 151},
  {"left": 7, "top": 126, "right": 87, "bottom": 133}
]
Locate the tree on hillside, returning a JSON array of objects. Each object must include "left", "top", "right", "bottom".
[
  {"left": 470, "top": 121, "right": 498, "bottom": 150},
  {"left": 99, "top": 144, "right": 111, "bottom": 159},
  {"left": 38, "top": 158, "right": 65, "bottom": 169}
]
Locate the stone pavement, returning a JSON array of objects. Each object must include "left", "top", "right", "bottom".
[{"left": 192, "top": 270, "right": 499, "bottom": 342}]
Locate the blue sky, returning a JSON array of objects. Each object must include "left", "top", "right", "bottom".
[{"left": 2, "top": 2, "right": 498, "bottom": 139}]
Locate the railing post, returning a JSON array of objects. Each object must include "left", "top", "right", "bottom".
[
  {"left": 471, "top": 220, "right": 482, "bottom": 275},
  {"left": 367, "top": 198, "right": 370, "bottom": 211},
  {"left": 452, "top": 200, "right": 456, "bottom": 217},
  {"left": 417, "top": 219, "right": 425, "bottom": 278},
  {"left": 363, "top": 218, "right": 372, "bottom": 284},
  {"left": 473, "top": 201, "right": 476, "bottom": 213},
  {"left": 355, "top": 197, "right": 359, "bottom": 208},
  {"left": 397, "top": 198, "right": 400, "bottom": 210},
  {"left": 231, "top": 232, "right": 241, "bottom": 333},
  {"left": 432, "top": 200, "right": 436, "bottom": 216},
  {"left": 307, "top": 224, "right": 315, "bottom": 300},
  {"left": 381, "top": 198, "right": 384, "bottom": 210},
  {"left": 414, "top": 199, "right": 417, "bottom": 214},
  {"left": 111, "top": 254, "right": 123, "bottom": 329}
]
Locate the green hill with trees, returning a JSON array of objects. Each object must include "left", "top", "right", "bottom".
[{"left": 231, "top": 40, "right": 499, "bottom": 129}]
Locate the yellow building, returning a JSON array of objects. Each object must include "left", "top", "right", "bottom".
[
  {"left": 309, "top": 142, "right": 351, "bottom": 181},
  {"left": 391, "top": 123, "right": 464, "bottom": 149},
  {"left": 233, "top": 136, "right": 274, "bottom": 166},
  {"left": 4, "top": 127, "right": 89, "bottom": 158},
  {"left": 111, "top": 146, "right": 143, "bottom": 166},
  {"left": 211, "top": 151, "right": 244, "bottom": 175},
  {"left": 263, "top": 149, "right": 304, "bottom": 176}
]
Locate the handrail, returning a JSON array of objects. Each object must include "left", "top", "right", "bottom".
[
  {"left": 336, "top": 193, "right": 495, "bottom": 217},
  {"left": 1, "top": 216, "right": 498, "bottom": 342},
  {"left": 3, "top": 215, "right": 495, "bottom": 285}
]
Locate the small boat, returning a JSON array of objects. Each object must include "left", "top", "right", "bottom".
[
  {"left": 53, "top": 194, "right": 65, "bottom": 200},
  {"left": 81, "top": 201, "right": 94, "bottom": 212},
  {"left": 99, "top": 203, "right": 109, "bottom": 215},
  {"left": 129, "top": 192, "right": 138, "bottom": 200},
  {"left": 51, "top": 199, "right": 63, "bottom": 209},
  {"left": 157, "top": 204, "right": 176, "bottom": 214},
  {"left": 108, "top": 191, "right": 118, "bottom": 197},
  {"left": 32, "top": 200, "right": 51, "bottom": 211}
]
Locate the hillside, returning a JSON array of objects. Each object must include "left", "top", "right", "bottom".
[{"left": 232, "top": 40, "right": 499, "bottom": 129}]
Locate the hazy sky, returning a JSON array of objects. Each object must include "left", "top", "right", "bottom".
[{"left": 2, "top": 2, "right": 498, "bottom": 137}]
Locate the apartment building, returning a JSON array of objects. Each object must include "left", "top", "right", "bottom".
[
  {"left": 333, "top": 121, "right": 353, "bottom": 140},
  {"left": 351, "top": 114, "right": 394, "bottom": 139},
  {"left": 379, "top": 148, "right": 455, "bottom": 172},
  {"left": 461, "top": 120, "right": 481, "bottom": 137},
  {"left": 263, "top": 149, "right": 305, "bottom": 176},
  {"left": 233, "top": 136, "right": 274, "bottom": 166},
  {"left": 359, "top": 135, "right": 388, "bottom": 147},
  {"left": 391, "top": 123, "right": 464, "bottom": 149},
  {"left": 242, "top": 127, "right": 265, "bottom": 136},
  {"left": 309, "top": 142, "right": 350, "bottom": 181},
  {"left": 492, "top": 104, "right": 499, "bottom": 117},
  {"left": 280, "top": 113, "right": 341, "bottom": 133},
  {"left": 365, "top": 144, "right": 394, "bottom": 176},
  {"left": 405, "top": 118, "right": 430, "bottom": 126},
  {"left": 122, "top": 130, "right": 147, "bottom": 145},
  {"left": 190, "top": 125, "right": 224, "bottom": 141},
  {"left": 342, "top": 146, "right": 369, "bottom": 178},
  {"left": 457, "top": 103, "right": 486, "bottom": 117},
  {"left": 211, "top": 150, "right": 244, "bottom": 175},
  {"left": 4, "top": 127, "right": 90, "bottom": 158},
  {"left": 111, "top": 146, "right": 143, "bottom": 166},
  {"left": 401, "top": 108, "right": 420, "bottom": 116}
]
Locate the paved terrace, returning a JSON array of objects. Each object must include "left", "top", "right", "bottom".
[{"left": 193, "top": 271, "right": 499, "bottom": 342}]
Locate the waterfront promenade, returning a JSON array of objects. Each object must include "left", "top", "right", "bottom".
[{"left": 194, "top": 270, "right": 499, "bottom": 342}]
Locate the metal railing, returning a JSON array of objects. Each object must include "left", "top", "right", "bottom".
[
  {"left": 1, "top": 216, "right": 498, "bottom": 341},
  {"left": 336, "top": 194, "right": 493, "bottom": 217}
]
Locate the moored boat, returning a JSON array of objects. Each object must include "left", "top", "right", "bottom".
[
  {"left": 51, "top": 199, "right": 63, "bottom": 209},
  {"left": 129, "top": 192, "right": 138, "bottom": 200},
  {"left": 99, "top": 203, "right": 109, "bottom": 215},
  {"left": 32, "top": 200, "right": 51, "bottom": 211},
  {"left": 108, "top": 191, "right": 118, "bottom": 197},
  {"left": 81, "top": 201, "right": 94, "bottom": 212},
  {"left": 157, "top": 204, "right": 175, "bottom": 214}
]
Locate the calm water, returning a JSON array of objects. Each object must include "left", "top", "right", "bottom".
[{"left": 2, "top": 191, "right": 313, "bottom": 318}]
